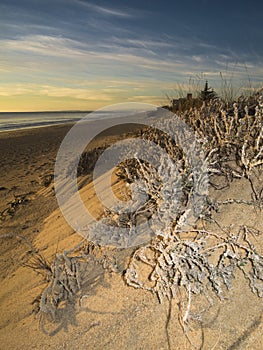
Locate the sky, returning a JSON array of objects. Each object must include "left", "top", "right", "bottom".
[{"left": 0, "top": 0, "right": 263, "bottom": 111}]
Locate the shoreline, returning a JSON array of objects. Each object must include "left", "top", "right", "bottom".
[
  {"left": 0, "top": 121, "right": 74, "bottom": 139},
  {"left": 0, "top": 110, "right": 92, "bottom": 134},
  {"left": 0, "top": 107, "right": 157, "bottom": 134},
  {"left": 0, "top": 120, "right": 79, "bottom": 134}
]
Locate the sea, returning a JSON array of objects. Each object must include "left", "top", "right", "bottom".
[
  {"left": 0, "top": 111, "right": 93, "bottom": 132},
  {"left": 0, "top": 107, "right": 156, "bottom": 133}
]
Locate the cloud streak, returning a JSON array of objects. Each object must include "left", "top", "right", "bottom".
[
  {"left": 2, "top": 35, "right": 87, "bottom": 57},
  {"left": 0, "top": 83, "right": 113, "bottom": 101},
  {"left": 73, "top": 0, "right": 133, "bottom": 18}
]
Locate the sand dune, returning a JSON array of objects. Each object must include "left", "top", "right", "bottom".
[{"left": 0, "top": 123, "right": 262, "bottom": 349}]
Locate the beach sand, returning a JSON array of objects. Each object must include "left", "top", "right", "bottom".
[{"left": 0, "top": 123, "right": 262, "bottom": 349}]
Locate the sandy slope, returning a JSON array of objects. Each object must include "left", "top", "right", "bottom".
[{"left": 0, "top": 124, "right": 262, "bottom": 349}]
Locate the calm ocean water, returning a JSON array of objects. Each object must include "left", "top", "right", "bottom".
[
  {"left": 0, "top": 106, "right": 157, "bottom": 132},
  {"left": 0, "top": 111, "right": 93, "bottom": 132}
]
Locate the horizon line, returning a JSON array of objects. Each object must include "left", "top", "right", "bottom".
[{"left": 0, "top": 110, "right": 94, "bottom": 113}]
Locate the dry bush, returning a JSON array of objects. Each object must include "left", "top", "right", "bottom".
[
  {"left": 31, "top": 241, "right": 120, "bottom": 334},
  {"left": 120, "top": 90, "right": 263, "bottom": 343},
  {"left": 33, "top": 90, "right": 262, "bottom": 342},
  {"left": 180, "top": 92, "right": 262, "bottom": 168}
]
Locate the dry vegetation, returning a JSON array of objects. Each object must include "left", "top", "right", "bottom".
[{"left": 28, "top": 89, "right": 263, "bottom": 346}]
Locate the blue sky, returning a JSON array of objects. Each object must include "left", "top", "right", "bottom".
[{"left": 0, "top": 0, "right": 263, "bottom": 111}]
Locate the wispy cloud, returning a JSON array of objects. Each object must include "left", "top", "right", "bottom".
[
  {"left": 127, "top": 94, "right": 164, "bottom": 101},
  {"left": 39, "top": 85, "right": 113, "bottom": 100},
  {"left": 2, "top": 35, "right": 87, "bottom": 57},
  {"left": 74, "top": 0, "right": 133, "bottom": 18},
  {"left": 0, "top": 83, "right": 113, "bottom": 101},
  {"left": 0, "top": 84, "right": 36, "bottom": 96},
  {"left": 110, "top": 37, "right": 174, "bottom": 50}
]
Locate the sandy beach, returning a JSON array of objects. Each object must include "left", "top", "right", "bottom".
[
  {"left": 1, "top": 0, "right": 263, "bottom": 347},
  {"left": 0, "top": 122, "right": 262, "bottom": 349}
]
